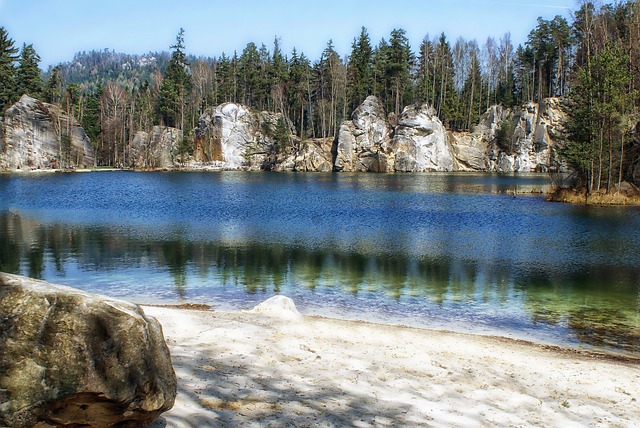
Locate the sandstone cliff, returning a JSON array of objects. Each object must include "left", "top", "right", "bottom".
[
  {"left": 451, "top": 97, "right": 567, "bottom": 172},
  {"left": 191, "top": 102, "right": 333, "bottom": 172},
  {"left": 0, "top": 95, "right": 95, "bottom": 170},
  {"left": 193, "top": 103, "right": 281, "bottom": 170},
  {"left": 334, "top": 95, "right": 567, "bottom": 173},
  {"left": 128, "top": 126, "right": 182, "bottom": 169},
  {"left": 333, "top": 96, "right": 392, "bottom": 172}
]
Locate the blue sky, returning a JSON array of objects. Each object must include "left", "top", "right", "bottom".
[{"left": 1, "top": 0, "right": 578, "bottom": 68}]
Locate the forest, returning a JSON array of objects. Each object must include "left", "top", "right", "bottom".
[{"left": 1, "top": 0, "right": 639, "bottom": 192}]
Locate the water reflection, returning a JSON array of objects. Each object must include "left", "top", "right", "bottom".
[{"left": 1, "top": 211, "right": 638, "bottom": 355}]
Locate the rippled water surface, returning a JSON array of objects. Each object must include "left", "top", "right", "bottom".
[{"left": 1, "top": 171, "right": 639, "bottom": 355}]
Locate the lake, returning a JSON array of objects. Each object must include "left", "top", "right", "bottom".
[{"left": 1, "top": 171, "right": 639, "bottom": 356}]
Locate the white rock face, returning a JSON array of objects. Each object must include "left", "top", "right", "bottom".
[
  {"left": 193, "top": 103, "right": 287, "bottom": 170},
  {"left": 484, "top": 98, "right": 567, "bottom": 172},
  {"left": 392, "top": 104, "right": 458, "bottom": 172},
  {"left": 0, "top": 95, "right": 94, "bottom": 170},
  {"left": 249, "top": 295, "right": 302, "bottom": 321},
  {"left": 128, "top": 126, "right": 182, "bottom": 168},
  {"left": 334, "top": 96, "right": 392, "bottom": 172}
]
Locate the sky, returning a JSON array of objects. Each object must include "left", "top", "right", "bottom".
[{"left": 0, "top": 0, "right": 579, "bottom": 68}]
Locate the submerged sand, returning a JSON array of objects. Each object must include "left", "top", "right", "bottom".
[{"left": 144, "top": 305, "right": 640, "bottom": 427}]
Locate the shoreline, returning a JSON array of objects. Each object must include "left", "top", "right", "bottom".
[
  {"left": 143, "top": 304, "right": 640, "bottom": 427},
  {"left": 143, "top": 303, "right": 640, "bottom": 364}
]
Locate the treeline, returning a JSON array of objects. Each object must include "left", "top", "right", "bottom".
[
  {"left": 1, "top": 1, "right": 639, "bottom": 182},
  {"left": 562, "top": 1, "right": 640, "bottom": 192}
]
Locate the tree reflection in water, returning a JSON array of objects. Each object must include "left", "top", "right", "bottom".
[{"left": 0, "top": 211, "right": 638, "bottom": 355}]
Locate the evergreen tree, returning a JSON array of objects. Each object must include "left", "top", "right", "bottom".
[
  {"left": 372, "top": 38, "right": 390, "bottom": 108},
  {"left": 460, "top": 41, "right": 483, "bottom": 130},
  {"left": 273, "top": 115, "right": 290, "bottom": 154},
  {"left": 288, "top": 48, "right": 313, "bottom": 138},
  {"left": 563, "top": 44, "right": 633, "bottom": 192},
  {"left": 433, "top": 33, "right": 457, "bottom": 126},
  {"left": 239, "top": 42, "right": 261, "bottom": 107},
  {"left": 82, "top": 86, "right": 102, "bottom": 144},
  {"left": 347, "top": 27, "right": 373, "bottom": 111},
  {"left": 269, "top": 37, "right": 289, "bottom": 115},
  {"left": 416, "top": 36, "right": 435, "bottom": 106},
  {"left": 0, "top": 26, "right": 18, "bottom": 110},
  {"left": 157, "top": 28, "right": 192, "bottom": 128},
  {"left": 44, "top": 66, "right": 64, "bottom": 105},
  {"left": 215, "top": 53, "right": 233, "bottom": 104},
  {"left": 15, "top": 43, "right": 42, "bottom": 99},
  {"left": 387, "top": 28, "right": 413, "bottom": 117}
]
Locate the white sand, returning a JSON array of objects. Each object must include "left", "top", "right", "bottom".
[{"left": 143, "top": 305, "right": 640, "bottom": 427}]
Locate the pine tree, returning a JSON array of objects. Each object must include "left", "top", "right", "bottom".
[
  {"left": 270, "top": 37, "right": 288, "bottom": 115},
  {"left": 239, "top": 42, "right": 261, "bottom": 107},
  {"left": 288, "top": 48, "right": 313, "bottom": 138},
  {"left": 15, "top": 43, "right": 42, "bottom": 99},
  {"left": 416, "top": 36, "right": 435, "bottom": 106},
  {"left": 157, "top": 28, "right": 192, "bottom": 129},
  {"left": 44, "top": 66, "right": 63, "bottom": 105},
  {"left": 372, "top": 38, "right": 390, "bottom": 108},
  {"left": 433, "top": 33, "right": 457, "bottom": 125},
  {"left": 347, "top": 27, "right": 373, "bottom": 111},
  {"left": 273, "top": 115, "right": 290, "bottom": 154},
  {"left": 0, "top": 26, "right": 18, "bottom": 110},
  {"left": 82, "top": 86, "right": 102, "bottom": 144},
  {"left": 387, "top": 28, "right": 413, "bottom": 117}
]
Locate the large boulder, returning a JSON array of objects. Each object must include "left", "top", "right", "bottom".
[
  {"left": 392, "top": 104, "right": 458, "bottom": 172},
  {"left": 128, "top": 126, "right": 182, "bottom": 168},
  {"left": 0, "top": 272, "right": 176, "bottom": 428},
  {"left": 333, "top": 96, "right": 392, "bottom": 172},
  {"left": 193, "top": 103, "right": 289, "bottom": 170},
  {"left": 0, "top": 95, "right": 95, "bottom": 170}
]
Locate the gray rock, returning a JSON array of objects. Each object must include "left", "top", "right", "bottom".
[
  {"left": 278, "top": 138, "right": 333, "bottom": 172},
  {"left": 477, "top": 98, "right": 567, "bottom": 173},
  {"left": 193, "top": 103, "right": 290, "bottom": 170},
  {"left": 392, "top": 104, "right": 458, "bottom": 172},
  {"left": 0, "top": 95, "right": 95, "bottom": 170},
  {"left": 0, "top": 272, "right": 176, "bottom": 428},
  {"left": 128, "top": 126, "right": 182, "bottom": 168},
  {"left": 334, "top": 96, "right": 392, "bottom": 172},
  {"left": 450, "top": 132, "right": 488, "bottom": 171}
]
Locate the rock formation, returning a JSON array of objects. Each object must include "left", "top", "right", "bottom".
[
  {"left": 278, "top": 138, "right": 334, "bottom": 172},
  {"left": 193, "top": 103, "right": 290, "bottom": 170},
  {"left": 459, "top": 98, "right": 567, "bottom": 173},
  {"left": 334, "top": 95, "right": 567, "bottom": 174},
  {"left": 0, "top": 95, "right": 95, "bottom": 170},
  {"left": 128, "top": 126, "right": 182, "bottom": 168},
  {"left": 333, "top": 96, "right": 392, "bottom": 172},
  {"left": 0, "top": 272, "right": 176, "bottom": 428},
  {"left": 392, "top": 104, "right": 458, "bottom": 172}
]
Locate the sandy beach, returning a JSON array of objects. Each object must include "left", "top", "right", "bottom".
[{"left": 144, "top": 301, "right": 640, "bottom": 427}]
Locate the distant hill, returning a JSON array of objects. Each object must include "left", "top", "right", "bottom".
[{"left": 50, "top": 49, "right": 214, "bottom": 92}]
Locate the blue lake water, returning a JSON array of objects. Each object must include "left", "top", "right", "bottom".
[{"left": 1, "top": 171, "right": 639, "bottom": 356}]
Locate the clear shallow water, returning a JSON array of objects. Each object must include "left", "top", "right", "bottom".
[{"left": 1, "top": 171, "right": 639, "bottom": 356}]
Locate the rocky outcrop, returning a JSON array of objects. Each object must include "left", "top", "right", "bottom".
[
  {"left": 478, "top": 98, "right": 567, "bottom": 172},
  {"left": 333, "top": 96, "right": 392, "bottom": 172},
  {"left": 0, "top": 272, "right": 176, "bottom": 428},
  {"left": 335, "top": 95, "right": 567, "bottom": 174},
  {"left": 193, "top": 103, "right": 290, "bottom": 170},
  {"left": 277, "top": 138, "right": 334, "bottom": 172},
  {"left": 0, "top": 95, "right": 94, "bottom": 170},
  {"left": 128, "top": 126, "right": 182, "bottom": 168},
  {"left": 392, "top": 104, "right": 459, "bottom": 172}
]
